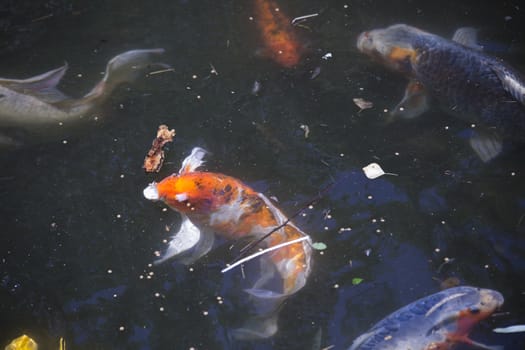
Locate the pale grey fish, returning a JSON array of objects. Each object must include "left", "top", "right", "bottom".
[{"left": 0, "top": 48, "right": 168, "bottom": 147}]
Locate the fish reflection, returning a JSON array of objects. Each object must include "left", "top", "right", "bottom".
[
  {"left": 254, "top": 0, "right": 304, "bottom": 67},
  {"left": 348, "top": 286, "right": 504, "bottom": 350},
  {"left": 357, "top": 24, "right": 525, "bottom": 162},
  {"left": 0, "top": 48, "right": 167, "bottom": 147},
  {"left": 143, "top": 147, "right": 312, "bottom": 339}
]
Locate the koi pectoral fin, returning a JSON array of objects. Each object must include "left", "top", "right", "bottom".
[
  {"left": 177, "top": 229, "right": 215, "bottom": 265},
  {"left": 469, "top": 130, "right": 503, "bottom": 163},
  {"left": 154, "top": 215, "right": 202, "bottom": 265},
  {"left": 244, "top": 288, "right": 286, "bottom": 299},
  {"left": 389, "top": 80, "right": 429, "bottom": 121},
  {"left": 467, "top": 340, "right": 503, "bottom": 350},
  {"left": 448, "top": 334, "right": 503, "bottom": 350},
  {"left": 231, "top": 313, "right": 279, "bottom": 340}
]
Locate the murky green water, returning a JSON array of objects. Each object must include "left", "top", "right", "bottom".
[{"left": 1, "top": 1, "right": 524, "bottom": 349}]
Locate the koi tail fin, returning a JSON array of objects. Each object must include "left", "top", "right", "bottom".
[
  {"left": 231, "top": 259, "right": 289, "bottom": 340},
  {"left": 232, "top": 288, "right": 285, "bottom": 340},
  {"left": 84, "top": 48, "right": 168, "bottom": 102}
]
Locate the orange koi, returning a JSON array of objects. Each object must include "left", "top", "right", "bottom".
[
  {"left": 143, "top": 147, "right": 312, "bottom": 339},
  {"left": 254, "top": 0, "right": 304, "bottom": 68}
]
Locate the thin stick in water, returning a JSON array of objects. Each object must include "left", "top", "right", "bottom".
[{"left": 222, "top": 236, "right": 310, "bottom": 273}]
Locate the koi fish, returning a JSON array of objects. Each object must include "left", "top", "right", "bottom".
[
  {"left": 348, "top": 286, "right": 504, "bottom": 350},
  {"left": 143, "top": 147, "right": 312, "bottom": 339},
  {"left": 0, "top": 48, "right": 167, "bottom": 147},
  {"left": 254, "top": 0, "right": 304, "bottom": 68},
  {"left": 357, "top": 24, "right": 525, "bottom": 162}
]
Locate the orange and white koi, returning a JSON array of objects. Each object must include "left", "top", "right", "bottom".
[
  {"left": 143, "top": 147, "right": 312, "bottom": 339},
  {"left": 254, "top": 0, "right": 304, "bottom": 68}
]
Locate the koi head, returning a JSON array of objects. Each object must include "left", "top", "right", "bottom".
[
  {"left": 357, "top": 24, "right": 423, "bottom": 75},
  {"left": 453, "top": 288, "right": 504, "bottom": 334},
  {"left": 144, "top": 173, "right": 211, "bottom": 214},
  {"left": 144, "top": 172, "right": 245, "bottom": 216},
  {"left": 425, "top": 287, "right": 504, "bottom": 349}
]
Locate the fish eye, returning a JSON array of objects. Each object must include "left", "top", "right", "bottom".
[{"left": 469, "top": 307, "right": 480, "bottom": 314}]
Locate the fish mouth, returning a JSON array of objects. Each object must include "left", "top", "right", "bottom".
[
  {"left": 143, "top": 182, "right": 159, "bottom": 201},
  {"left": 356, "top": 31, "right": 372, "bottom": 53}
]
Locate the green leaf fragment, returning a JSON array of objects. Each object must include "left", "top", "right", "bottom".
[
  {"left": 352, "top": 277, "right": 364, "bottom": 285},
  {"left": 312, "top": 242, "right": 327, "bottom": 250}
]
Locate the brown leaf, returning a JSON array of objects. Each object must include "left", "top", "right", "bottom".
[{"left": 143, "top": 125, "right": 176, "bottom": 172}]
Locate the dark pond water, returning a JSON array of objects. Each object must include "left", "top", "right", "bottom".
[{"left": 1, "top": 0, "right": 525, "bottom": 349}]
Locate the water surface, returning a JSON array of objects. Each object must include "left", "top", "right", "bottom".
[{"left": 1, "top": 1, "right": 524, "bottom": 349}]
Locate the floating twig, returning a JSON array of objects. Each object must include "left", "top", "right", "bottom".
[
  {"left": 148, "top": 68, "right": 175, "bottom": 75},
  {"left": 291, "top": 13, "right": 319, "bottom": 25},
  {"left": 222, "top": 236, "right": 310, "bottom": 273}
]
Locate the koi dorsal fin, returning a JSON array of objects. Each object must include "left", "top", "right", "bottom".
[
  {"left": 452, "top": 27, "right": 483, "bottom": 51},
  {"left": 0, "top": 64, "right": 69, "bottom": 103},
  {"left": 179, "top": 147, "right": 208, "bottom": 174}
]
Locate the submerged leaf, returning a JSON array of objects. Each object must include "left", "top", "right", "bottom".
[
  {"left": 352, "top": 277, "right": 364, "bottom": 285},
  {"left": 353, "top": 97, "right": 373, "bottom": 111},
  {"left": 362, "top": 163, "right": 398, "bottom": 179},
  {"left": 362, "top": 163, "right": 385, "bottom": 179}
]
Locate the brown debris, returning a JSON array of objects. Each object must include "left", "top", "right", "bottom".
[{"left": 143, "top": 125, "right": 176, "bottom": 172}]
